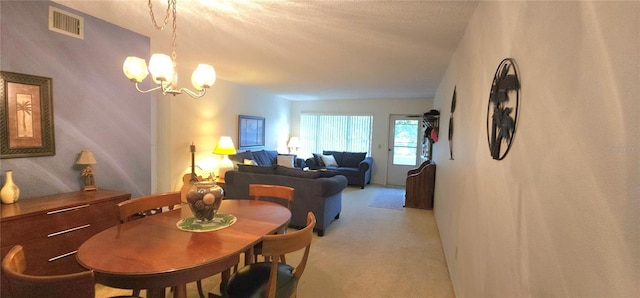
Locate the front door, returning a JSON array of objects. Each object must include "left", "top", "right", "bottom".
[{"left": 387, "top": 115, "right": 423, "bottom": 186}]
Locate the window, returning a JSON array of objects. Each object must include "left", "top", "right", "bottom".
[{"left": 300, "top": 114, "right": 373, "bottom": 156}]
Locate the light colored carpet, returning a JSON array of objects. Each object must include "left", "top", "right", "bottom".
[
  {"left": 367, "top": 186, "right": 406, "bottom": 210},
  {"left": 96, "top": 185, "right": 454, "bottom": 297}
]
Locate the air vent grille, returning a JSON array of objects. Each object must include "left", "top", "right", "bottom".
[{"left": 49, "top": 6, "right": 84, "bottom": 39}]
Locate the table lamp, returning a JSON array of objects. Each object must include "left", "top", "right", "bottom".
[
  {"left": 76, "top": 149, "right": 97, "bottom": 191},
  {"left": 287, "top": 136, "right": 301, "bottom": 154},
  {"left": 214, "top": 136, "right": 236, "bottom": 180}
]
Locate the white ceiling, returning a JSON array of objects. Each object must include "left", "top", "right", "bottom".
[{"left": 54, "top": 0, "right": 478, "bottom": 100}]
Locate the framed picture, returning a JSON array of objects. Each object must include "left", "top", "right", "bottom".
[
  {"left": 238, "top": 115, "right": 265, "bottom": 149},
  {"left": 1, "top": 71, "right": 55, "bottom": 159}
]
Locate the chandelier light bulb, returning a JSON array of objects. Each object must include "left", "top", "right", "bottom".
[
  {"left": 122, "top": 57, "right": 149, "bottom": 83},
  {"left": 191, "top": 64, "right": 216, "bottom": 90},
  {"left": 148, "top": 53, "right": 175, "bottom": 84}
]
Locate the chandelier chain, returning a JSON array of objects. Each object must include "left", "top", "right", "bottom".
[
  {"left": 147, "top": 0, "right": 174, "bottom": 30},
  {"left": 171, "top": 2, "right": 177, "bottom": 65}
]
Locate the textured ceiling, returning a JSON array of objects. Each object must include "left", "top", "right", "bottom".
[{"left": 54, "top": 0, "right": 478, "bottom": 100}]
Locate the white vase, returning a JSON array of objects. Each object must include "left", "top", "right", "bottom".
[{"left": 1, "top": 170, "right": 20, "bottom": 204}]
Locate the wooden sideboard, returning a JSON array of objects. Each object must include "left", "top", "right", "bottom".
[{"left": 0, "top": 189, "right": 130, "bottom": 295}]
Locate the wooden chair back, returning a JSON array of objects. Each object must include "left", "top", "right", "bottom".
[
  {"left": 117, "top": 191, "right": 181, "bottom": 223},
  {"left": 1, "top": 245, "right": 95, "bottom": 298},
  {"left": 260, "top": 212, "right": 316, "bottom": 298},
  {"left": 249, "top": 184, "right": 294, "bottom": 209}
]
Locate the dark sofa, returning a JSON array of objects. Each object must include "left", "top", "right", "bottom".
[
  {"left": 305, "top": 151, "right": 373, "bottom": 189},
  {"left": 224, "top": 165, "right": 348, "bottom": 236}
]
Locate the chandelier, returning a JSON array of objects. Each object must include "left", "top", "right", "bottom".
[{"left": 122, "top": 0, "right": 215, "bottom": 98}]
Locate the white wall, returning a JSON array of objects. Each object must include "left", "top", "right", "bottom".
[
  {"left": 432, "top": 1, "right": 639, "bottom": 296},
  {"left": 290, "top": 98, "right": 432, "bottom": 185},
  {"left": 154, "top": 77, "right": 290, "bottom": 193}
]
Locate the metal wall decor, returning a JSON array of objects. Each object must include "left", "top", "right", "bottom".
[
  {"left": 486, "top": 58, "right": 520, "bottom": 160},
  {"left": 448, "top": 86, "right": 456, "bottom": 160}
]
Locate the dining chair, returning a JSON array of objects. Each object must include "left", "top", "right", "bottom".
[
  {"left": 249, "top": 184, "right": 295, "bottom": 209},
  {"left": 249, "top": 184, "right": 295, "bottom": 263},
  {"left": 117, "top": 191, "right": 181, "bottom": 223},
  {"left": 224, "top": 212, "right": 316, "bottom": 298},
  {"left": 2, "top": 245, "right": 139, "bottom": 298},
  {"left": 2, "top": 245, "right": 95, "bottom": 298},
  {"left": 118, "top": 192, "right": 201, "bottom": 297}
]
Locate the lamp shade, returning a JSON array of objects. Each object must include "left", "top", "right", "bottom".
[
  {"left": 214, "top": 136, "right": 237, "bottom": 155},
  {"left": 123, "top": 56, "right": 149, "bottom": 83},
  {"left": 148, "top": 53, "right": 175, "bottom": 84},
  {"left": 191, "top": 64, "right": 216, "bottom": 90},
  {"left": 76, "top": 150, "right": 97, "bottom": 165}
]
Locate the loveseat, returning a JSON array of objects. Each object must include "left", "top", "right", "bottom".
[
  {"left": 305, "top": 151, "right": 373, "bottom": 189},
  {"left": 224, "top": 165, "right": 348, "bottom": 236}
]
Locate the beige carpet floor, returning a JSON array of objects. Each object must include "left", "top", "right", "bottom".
[{"left": 96, "top": 185, "right": 454, "bottom": 297}]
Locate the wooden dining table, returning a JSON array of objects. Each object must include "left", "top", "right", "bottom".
[{"left": 76, "top": 199, "right": 291, "bottom": 298}]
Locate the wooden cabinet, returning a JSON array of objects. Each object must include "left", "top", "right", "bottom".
[
  {"left": 405, "top": 161, "right": 436, "bottom": 209},
  {"left": 1, "top": 189, "right": 130, "bottom": 295}
]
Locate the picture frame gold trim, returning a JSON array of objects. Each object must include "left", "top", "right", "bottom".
[{"left": 1, "top": 71, "right": 55, "bottom": 159}]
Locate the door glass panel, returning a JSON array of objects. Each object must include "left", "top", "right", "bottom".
[{"left": 393, "top": 119, "right": 418, "bottom": 166}]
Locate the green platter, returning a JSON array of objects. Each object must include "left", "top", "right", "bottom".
[{"left": 176, "top": 213, "right": 237, "bottom": 232}]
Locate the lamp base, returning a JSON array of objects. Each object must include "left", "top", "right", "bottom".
[
  {"left": 83, "top": 185, "right": 97, "bottom": 191},
  {"left": 217, "top": 156, "right": 234, "bottom": 180}
]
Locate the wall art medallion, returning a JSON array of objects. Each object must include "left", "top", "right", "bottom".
[
  {"left": 1, "top": 71, "right": 55, "bottom": 159},
  {"left": 448, "top": 86, "right": 456, "bottom": 160},
  {"left": 486, "top": 58, "right": 520, "bottom": 160}
]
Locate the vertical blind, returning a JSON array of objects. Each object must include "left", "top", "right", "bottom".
[{"left": 300, "top": 114, "right": 373, "bottom": 156}]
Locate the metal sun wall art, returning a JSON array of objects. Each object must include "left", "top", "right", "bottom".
[
  {"left": 448, "top": 86, "right": 456, "bottom": 160},
  {"left": 486, "top": 58, "right": 520, "bottom": 160}
]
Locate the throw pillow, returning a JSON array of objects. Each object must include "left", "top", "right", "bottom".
[
  {"left": 312, "top": 153, "right": 325, "bottom": 167},
  {"left": 321, "top": 154, "right": 338, "bottom": 167},
  {"left": 277, "top": 155, "right": 295, "bottom": 168},
  {"left": 243, "top": 159, "right": 257, "bottom": 165}
]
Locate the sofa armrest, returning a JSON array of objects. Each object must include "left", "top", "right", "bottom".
[{"left": 358, "top": 157, "right": 373, "bottom": 172}]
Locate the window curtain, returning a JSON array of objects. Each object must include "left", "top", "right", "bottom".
[{"left": 300, "top": 114, "right": 373, "bottom": 156}]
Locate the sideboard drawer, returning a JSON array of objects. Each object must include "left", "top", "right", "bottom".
[{"left": 2, "top": 200, "right": 121, "bottom": 247}]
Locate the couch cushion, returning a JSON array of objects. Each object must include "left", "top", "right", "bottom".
[
  {"left": 276, "top": 165, "right": 321, "bottom": 179},
  {"left": 252, "top": 150, "right": 278, "bottom": 166},
  {"left": 230, "top": 150, "right": 254, "bottom": 163},
  {"left": 341, "top": 152, "right": 366, "bottom": 168},
  {"left": 238, "top": 164, "right": 276, "bottom": 174}
]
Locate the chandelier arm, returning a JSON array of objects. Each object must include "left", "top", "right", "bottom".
[
  {"left": 134, "top": 83, "right": 163, "bottom": 94},
  {"left": 178, "top": 87, "right": 206, "bottom": 99}
]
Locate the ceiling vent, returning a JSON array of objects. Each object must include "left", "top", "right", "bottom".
[{"left": 49, "top": 6, "right": 84, "bottom": 39}]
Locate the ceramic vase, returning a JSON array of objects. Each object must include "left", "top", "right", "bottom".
[{"left": 1, "top": 170, "right": 20, "bottom": 204}]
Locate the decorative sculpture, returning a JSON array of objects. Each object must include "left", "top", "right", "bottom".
[{"left": 486, "top": 58, "right": 520, "bottom": 160}]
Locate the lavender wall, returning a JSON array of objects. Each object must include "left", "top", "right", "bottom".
[{"left": 1, "top": 1, "right": 152, "bottom": 198}]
